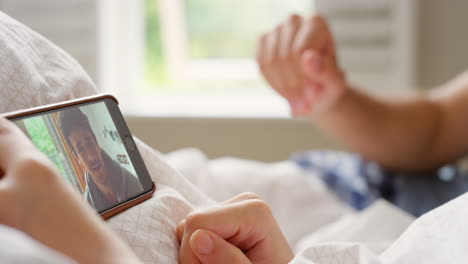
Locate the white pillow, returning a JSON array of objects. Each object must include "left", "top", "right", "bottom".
[
  {"left": 0, "top": 11, "right": 214, "bottom": 264},
  {"left": 0, "top": 12, "right": 96, "bottom": 112}
]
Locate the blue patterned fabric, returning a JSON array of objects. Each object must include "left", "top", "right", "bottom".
[
  {"left": 291, "top": 150, "right": 468, "bottom": 216},
  {"left": 291, "top": 150, "right": 391, "bottom": 210}
]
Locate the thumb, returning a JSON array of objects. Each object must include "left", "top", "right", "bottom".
[{"left": 190, "top": 229, "right": 251, "bottom": 264}]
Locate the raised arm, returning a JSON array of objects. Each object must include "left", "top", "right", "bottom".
[{"left": 257, "top": 14, "right": 468, "bottom": 171}]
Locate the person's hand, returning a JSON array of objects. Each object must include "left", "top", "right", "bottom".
[
  {"left": 257, "top": 14, "right": 347, "bottom": 116},
  {"left": 177, "top": 193, "right": 294, "bottom": 264},
  {"left": 0, "top": 118, "right": 140, "bottom": 264}
]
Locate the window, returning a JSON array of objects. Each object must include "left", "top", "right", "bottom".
[
  {"left": 99, "top": 0, "right": 416, "bottom": 117},
  {"left": 100, "top": 0, "right": 314, "bottom": 117},
  {"left": 2, "top": 0, "right": 416, "bottom": 117}
]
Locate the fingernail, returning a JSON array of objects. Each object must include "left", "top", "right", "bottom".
[{"left": 192, "top": 230, "right": 214, "bottom": 255}]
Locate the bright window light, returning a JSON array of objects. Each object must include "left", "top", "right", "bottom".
[{"left": 100, "top": 0, "right": 314, "bottom": 117}]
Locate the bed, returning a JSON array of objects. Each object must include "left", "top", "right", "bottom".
[{"left": 1, "top": 10, "right": 468, "bottom": 264}]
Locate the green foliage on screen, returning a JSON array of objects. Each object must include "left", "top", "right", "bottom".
[{"left": 23, "top": 117, "right": 67, "bottom": 177}]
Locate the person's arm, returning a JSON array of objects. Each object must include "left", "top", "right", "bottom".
[
  {"left": 314, "top": 73, "right": 468, "bottom": 172},
  {"left": 0, "top": 118, "right": 141, "bottom": 264},
  {"left": 257, "top": 14, "right": 468, "bottom": 171}
]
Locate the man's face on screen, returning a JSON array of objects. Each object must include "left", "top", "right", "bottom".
[{"left": 69, "top": 128, "right": 107, "bottom": 184}]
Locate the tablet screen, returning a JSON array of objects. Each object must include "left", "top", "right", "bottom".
[{"left": 10, "top": 99, "right": 152, "bottom": 213}]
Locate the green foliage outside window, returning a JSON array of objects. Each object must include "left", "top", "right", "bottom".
[
  {"left": 145, "top": 0, "right": 167, "bottom": 88},
  {"left": 144, "top": 0, "right": 312, "bottom": 93}
]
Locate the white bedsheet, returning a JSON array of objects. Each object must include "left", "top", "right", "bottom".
[
  {"left": 290, "top": 191, "right": 468, "bottom": 263},
  {"left": 167, "top": 148, "right": 468, "bottom": 264},
  {"left": 165, "top": 148, "right": 353, "bottom": 247},
  {"left": 164, "top": 149, "right": 414, "bottom": 254},
  {"left": 1, "top": 9, "right": 468, "bottom": 264}
]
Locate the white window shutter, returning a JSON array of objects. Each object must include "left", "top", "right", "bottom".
[
  {"left": 0, "top": 0, "right": 98, "bottom": 81},
  {"left": 316, "top": 0, "right": 417, "bottom": 91},
  {"left": 98, "top": 0, "right": 145, "bottom": 103}
]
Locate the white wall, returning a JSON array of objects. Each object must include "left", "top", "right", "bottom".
[
  {"left": 417, "top": 0, "right": 468, "bottom": 88},
  {"left": 125, "top": 116, "right": 342, "bottom": 162},
  {"left": 0, "top": 0, "right": 98, "bottom": 80}
]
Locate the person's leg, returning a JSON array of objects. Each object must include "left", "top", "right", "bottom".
[
  {"left": 390, "top": 165, "right": 468, "bottom": 216},
  {"left": 292, "top": 150, "right": 468, "bottom": 217}
]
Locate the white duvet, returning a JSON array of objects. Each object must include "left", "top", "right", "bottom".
[{"left": 1, "top": 10, "right": 468, "bottom": 264}]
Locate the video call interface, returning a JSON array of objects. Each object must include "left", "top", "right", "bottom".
[{"left": 13, "top": 102, "right": 144, "bottom": 213}]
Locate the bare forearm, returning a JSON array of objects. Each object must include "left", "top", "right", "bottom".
[
  {"left": 257, "top": 14, "right": 468, "bottom": 171},
  {"left": 313, "top": 86, "right": 444, "bottom": 171}
]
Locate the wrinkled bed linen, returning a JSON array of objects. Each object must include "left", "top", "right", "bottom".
[
  {"left": 2, "top": 9, "right": 468, "bottom": 264},
  {"left": 165, "top": 148, "right": 352, "bottom": 247},
  {"left": 165, "top": 149, "right": 413, "bottom": 254},
  {"left": 167, "top": 149, "right": 468, "bottom": 264}
]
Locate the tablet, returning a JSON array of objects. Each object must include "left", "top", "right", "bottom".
[{"left": 3, "top": 94, "right": 155, "bottom": 219}]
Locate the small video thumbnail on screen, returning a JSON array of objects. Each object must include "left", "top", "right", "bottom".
[{"left": 14, "top": 102, "right": 144, "bottom": 212}]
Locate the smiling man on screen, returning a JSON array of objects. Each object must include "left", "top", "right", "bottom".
[{"left": 58, "top": 108, "right": 143, "bottom": 212}]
